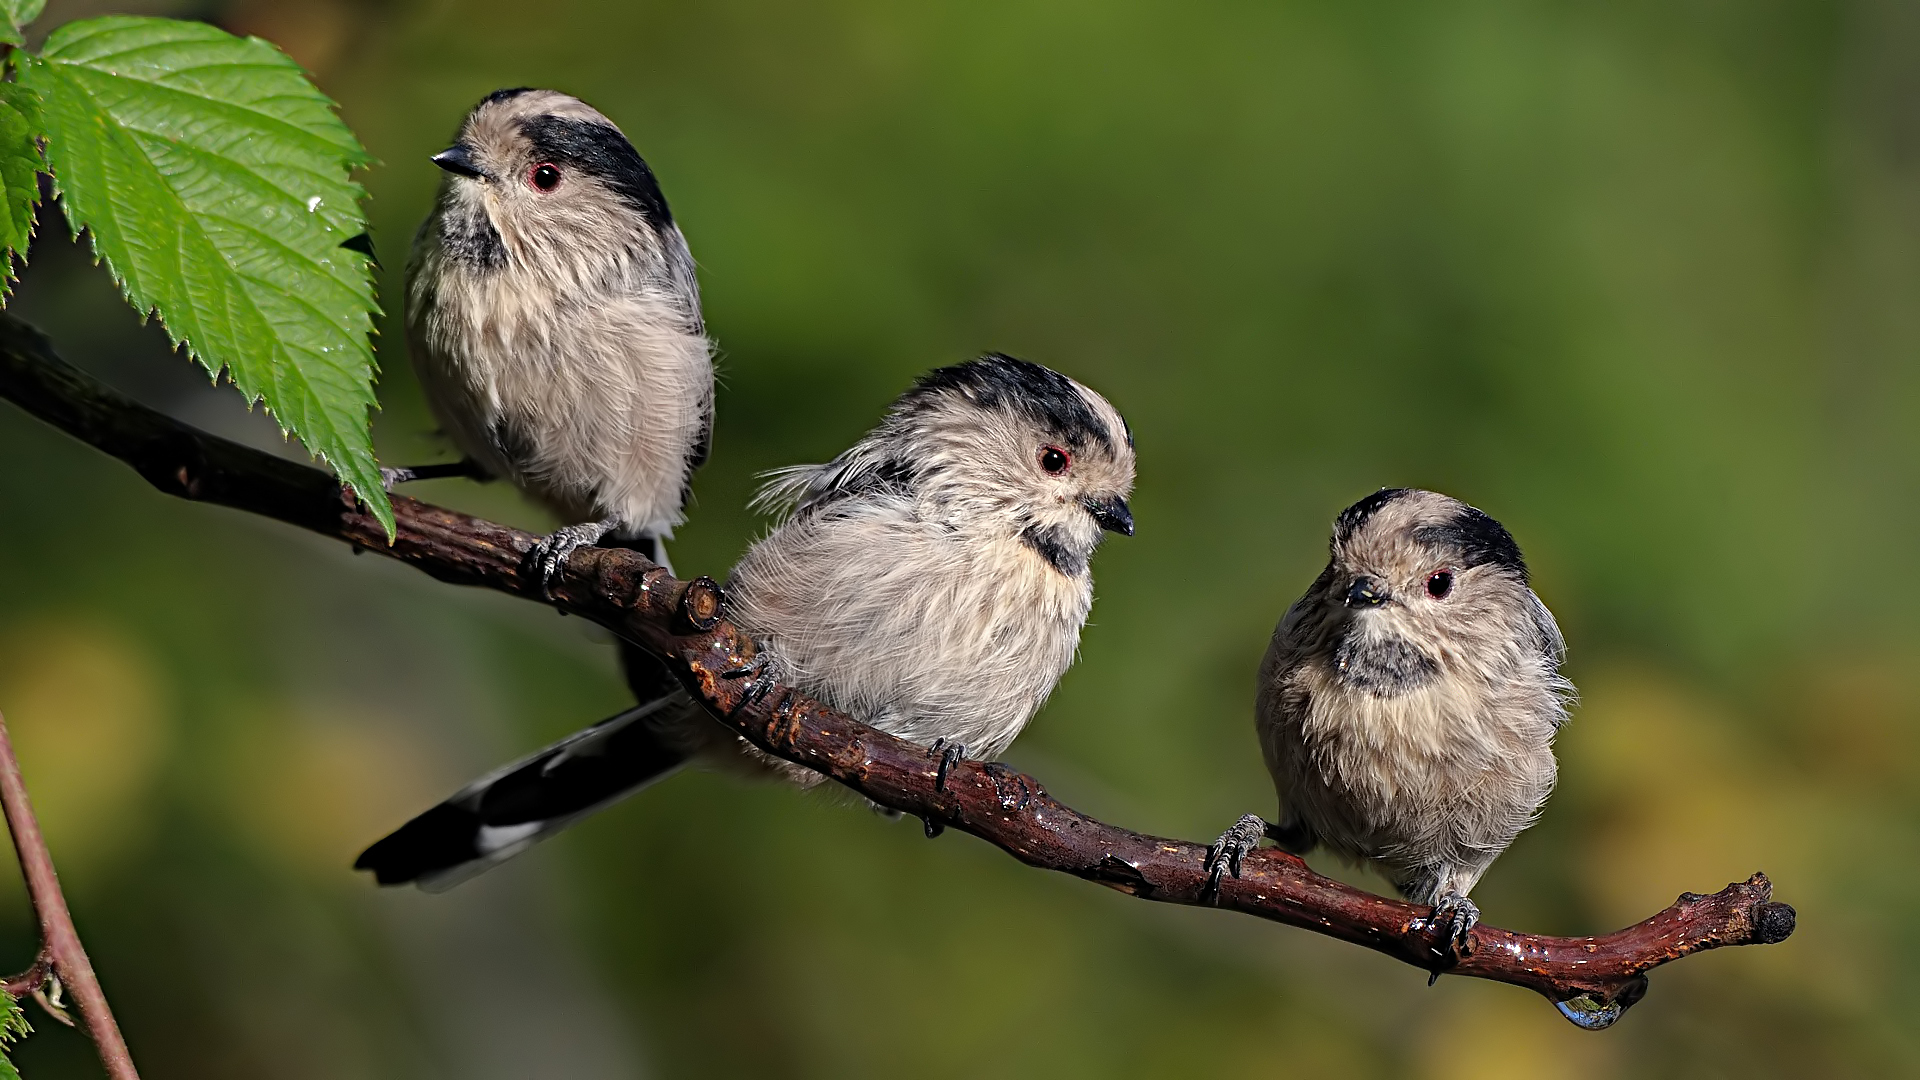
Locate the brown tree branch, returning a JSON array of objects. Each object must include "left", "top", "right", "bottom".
[
  {"left": 0, "top": 315, "right": 1795, "bottom": 1028},
  {"left": 1, "top": 947, "right": 49, "bottom": 999},
  {"left": 0, "top": 709, "right": 140, "bottom": 1078}
]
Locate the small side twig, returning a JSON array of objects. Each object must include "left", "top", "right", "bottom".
[
  {"left": 0, "top": 711, "right": 139, "bottom": 1078},
  {"left": 1, "top": 946, "right": 48, "bottom": 998}
]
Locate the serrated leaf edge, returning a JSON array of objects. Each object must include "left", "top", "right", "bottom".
[{"left": 21, "top": 29, "right": 393, "bottom": 534}]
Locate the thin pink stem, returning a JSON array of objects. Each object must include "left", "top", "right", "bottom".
[{"left": 0, "top": 711, "right": 139, "bottom": 1079}]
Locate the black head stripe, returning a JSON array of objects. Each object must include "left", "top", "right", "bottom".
[
  {"left": 1333, "top": 488, "right": 1412, "bottom": 546},
  {"left": 480, "top": 87, "right": 538, "bottom": 108},
  {"left": 517, "top": 115, "right": 673, "bottom": 225},
  {"left": 1417, "top": 505, "right": 1528, "bottom": 580},
  {"left": 904, "top": 353, "right": 1110, "bottom": 452}
]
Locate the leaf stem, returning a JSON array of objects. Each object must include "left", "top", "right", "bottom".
[{"left": 0, "top": 710, "right": 139, "bottom": 1079}]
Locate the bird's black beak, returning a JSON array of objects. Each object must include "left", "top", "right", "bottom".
[
  {"left": 431, "top": 144, "right": 488, "bottom": 180},
  {"left": 1084, "top": 495, "right": 1134, "bottom": 537},
  {"left": 1345, "top": 576, "right": 1388, "bottom": 608}
]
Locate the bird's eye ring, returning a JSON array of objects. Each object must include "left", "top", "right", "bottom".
[
  {"left": 1038, "top": 445, "right": 1071, "bottom": 475},
  {"left": 1426, "top": 570, "right": 1455, "bottom": 599},
  {"left": 528, "top": 163, "right": 562, "bottom": 192}
]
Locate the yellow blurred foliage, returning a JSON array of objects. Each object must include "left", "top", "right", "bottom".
[
  {"left": 1786, "top": 653, "right": 1920, "bottom": 792},
  {"left": 219, "top": 702, "right": 449, "bottom": 879},
  {"left": 0, "top": 617, "right": 170, "bottom": 883},
  {"left": 1559, "top": 663, "right": 1811, "bottom": 927},
  {"left": 1419, "top": 978, "right": 1618, "bottom": 1080},
  {"left": 1554, "top": 660, "right": 1907, "bottom": 1027}
]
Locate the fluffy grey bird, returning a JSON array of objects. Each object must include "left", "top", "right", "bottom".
[
  {"left": 357, "top": 354, "right": 1136, "bottom": 889},
  {"left": 1205, "top": 488, "right": 1574, "bottom": 956},
  {"left": 388, "top": 88, "right": 713, "bottom": 581}
]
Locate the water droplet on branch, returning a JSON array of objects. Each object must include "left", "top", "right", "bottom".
[
  {"left": 1554, "top": 995, "right": 1625, "bottom": 1029},
  {"left": 1552, "top": 973, "right": 1645, "bottom": 1030}
]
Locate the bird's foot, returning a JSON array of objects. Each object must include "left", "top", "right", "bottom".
[
  {"left": 921, "top": 739, "right": 972, "bottom": 838},
  {"left": 1202, "top": 814, "right": 1269, "bottom": 902},
  {"left": 929, "top": 738, "right": 969, "bottom": 793},
  {"left": 379, "top": 459, "right": 486, "bottom": 490},
  {"left": 719, "top": 656, "right": 774, "bottom": 717},
  {"left": 527, "top": 519, "right": 617, "bottom": 593},
  {"left": 1414, "top": 892, "right": 1480, "bottom": 972}
]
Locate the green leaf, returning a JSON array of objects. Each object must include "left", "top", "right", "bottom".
[
  {"left": 0, "top": 83, "right": 41, "bottom": 291},
  {"left": 17, "top": 16, "right": 392, "bottom": 535},
  {"left": 0, "top": 992, "right": 30, "bottom": 1079},
  {"left": 0, "top": 0, "right": 43, "bottom": 47}
]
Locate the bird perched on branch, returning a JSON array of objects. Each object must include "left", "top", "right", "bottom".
[
  {"left": 357, "top": 354, "right": 1137, "bottom": 889},
  {"left": 386, "top": 87, "right": 713, "bottom": 583},
  {"left": 1205, "top": 488, "right": 1574, "bottom": 960}
]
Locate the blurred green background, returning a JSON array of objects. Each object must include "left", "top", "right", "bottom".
[{"left": 1, "top": 0, "right": 1914, "bottom": 1075}]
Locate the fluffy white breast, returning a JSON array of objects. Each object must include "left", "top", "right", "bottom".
[
  {"left": 728, "top": 501, "right": 1092, "bottom": 760},
  {"left": 407, "top": 215, "right": 711, "bottom": 535},
  {"left": 1263, "top": 645, "right": 1560, "bottom": 870}
]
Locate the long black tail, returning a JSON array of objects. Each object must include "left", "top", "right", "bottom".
[{"left": 355, "top": 692, "right": 693, "bottom": 891}]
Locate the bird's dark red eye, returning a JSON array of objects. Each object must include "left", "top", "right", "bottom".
[
  {"left": 1426, "top": 570, "right": 1455, "bottom": 599},
  {"left": 528, "top": 163, "right": 562, "bottom": 192},
  {"left": 1038, "top": 446, "right": 1071, "bottom": 475}
]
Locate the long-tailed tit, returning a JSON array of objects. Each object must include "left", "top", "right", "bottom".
[
  {"left": 358, "top": 354, "right": 1136, "bottom": 888},
  {"left": 390, "top": 88, "right": 713, "bottom": 581},
  {"left": 1206, "top": 488, "right": 1574, "bottom": 958}
]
